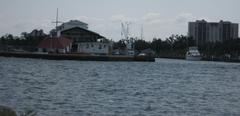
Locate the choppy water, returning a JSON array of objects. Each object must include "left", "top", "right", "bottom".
[{"left": 0, "top": 57, "right": 240, "bottom": 116}]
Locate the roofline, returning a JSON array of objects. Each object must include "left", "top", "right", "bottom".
[
  {"left": 60, "top": 27, "right": 106, "bottom": 39},
  {"left": 189, "top": 20, "right": 238, "bottom": 24}
]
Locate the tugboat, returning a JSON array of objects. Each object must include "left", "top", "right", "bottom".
[{"left": 186, "top": 47, "right": 202, "bottom": 61}]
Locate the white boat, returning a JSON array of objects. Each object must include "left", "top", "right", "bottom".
[{"left": 186, "top": 47, "right": 202, "bottom": 61}]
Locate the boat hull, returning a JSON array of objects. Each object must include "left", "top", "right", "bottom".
[{"left": 186, "top": 56, "right": 202, "bottom": 61}]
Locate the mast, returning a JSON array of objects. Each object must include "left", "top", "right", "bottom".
[
  {"left": 56, "top": 8, "right": 58, "bottom": 29},
  {"left": 121, "top": 22, "right": 131, "bottom": 40},
  {"left": 52, "top": 8, "right": 62, "bottom": 37},
  {"left": 50, "top": 8, "right": 62, "bottom": 52},
  {"left": 121, "top": 22, "right": 135, "bottom": 55},
  {"left": 53, "top": 8, "right": 61, "bottom": 29},
  {"left": 140, "top": 25, "right": 144, "bottom": 40}
]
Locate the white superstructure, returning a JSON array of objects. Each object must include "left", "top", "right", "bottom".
[
  {"left": 77, "top": 42, "right": 111, "bottom": 55},
  {"left": 186, "top": 47, "right": 202, "bottom": 61}
]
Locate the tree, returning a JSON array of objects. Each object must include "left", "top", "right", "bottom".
[
  {"left": 151, "top": 38, "right": 162, "bottom": 54},
  {"left": 21, "top": 32, "right": 28, "bottom": 38},
  {"left": 113, "top": 40, "right": 126, "bottom": 50},
  {"left": 134, "top": 40, "right": 150, "bottom": 52}
]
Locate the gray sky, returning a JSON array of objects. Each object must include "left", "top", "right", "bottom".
[{"left": 0, "top": 0, "right": 239, "bottom": 41}]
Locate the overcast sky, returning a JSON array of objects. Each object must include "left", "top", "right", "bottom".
[{"left": 0, "top": 0, "right": 239, "bottom": 41}]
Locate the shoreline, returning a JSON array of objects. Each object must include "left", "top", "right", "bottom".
[
  {"left": 1, "top": 52, "right": 239, "bottom": 63},
  {"left": 155, "top": 56, "right": 240, "bottom": 63},
  {"left": 0, "top": 52, "right": 155, "bottom": 62}
]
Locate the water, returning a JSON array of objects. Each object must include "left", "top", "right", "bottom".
[{"left": 0, "top": 57, "right": 240, "bottom": 116}]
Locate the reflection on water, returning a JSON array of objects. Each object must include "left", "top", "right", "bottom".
[{"left": 0, "top": 57, "right": 240, "bottom": 116}]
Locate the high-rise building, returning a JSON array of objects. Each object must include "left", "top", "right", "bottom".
[{"left": 188, "top": 20, "right": 238, "bottom": 45}]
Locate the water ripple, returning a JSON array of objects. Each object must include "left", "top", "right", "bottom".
[{"left": 0, "top": 57, "right": 240, "bottom": 116}]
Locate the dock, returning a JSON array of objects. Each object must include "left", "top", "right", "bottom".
[{"left": 0, "top": 52, "right": 155, "bottom": 62}]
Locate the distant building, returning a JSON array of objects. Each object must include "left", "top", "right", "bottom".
[
  {"left": 50, "top": 20, "right": 88, "bottom": 37},
  {"left": 61, "top": 27, "right": 104, "bottom": 42},
  {"left": 38, "top": 37, "right": 73, "bottom": 53},
  {"left": 58, "top": 20, "right": 88, "bottom": 30},
  {"left": 188, "top": 20, "right": 239, "bottom": 45},
  {"left": 60, "top": 27, "right": 109, "bottom": 53},
  {"left": 48, "top": 20, "right": 112, "bottom": 55}
]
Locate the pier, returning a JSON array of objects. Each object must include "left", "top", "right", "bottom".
[{"left": 0, "top": 52, "right": 155, "bottom": 62}]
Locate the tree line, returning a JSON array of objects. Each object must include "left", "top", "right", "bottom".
[
  {"left": 114, "top": 35, "right": 196, "bottom": 58},
  {"left": 114, "top": 35, "right": 240, "bottom": 58},
  {"left": 0, "top": 30, "right": 46, "bottom": 51}
]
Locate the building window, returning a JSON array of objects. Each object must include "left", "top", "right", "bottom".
[
  {"left": 103, "top": 45, "right": 106, "bottom": 48},
  {"left": 99, "top": 45, "right": 102, "bottom": 49},
  {"left": 86, "top": 44, "right": 89, "bottom": 48},
  {"left": 91, "top": 44, "right": 94, "bottom": 47}
]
